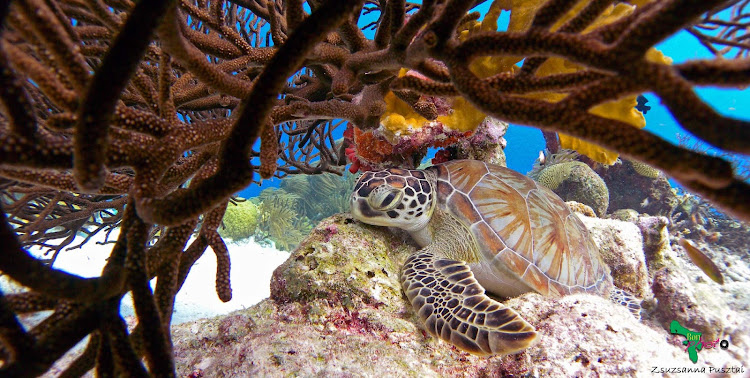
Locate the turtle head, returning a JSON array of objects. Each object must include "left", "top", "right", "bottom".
[{"left": 350, "top": 167, "right": 435, "bottom": 232}]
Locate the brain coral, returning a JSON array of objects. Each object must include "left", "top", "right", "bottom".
[
  {"left": 537, "top": 161, "right": 609, "bottom": 217},
  {"left": 219, "top": 199, "right": 259, "bottom": 241}
]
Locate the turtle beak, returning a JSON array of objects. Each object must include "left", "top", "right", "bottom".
[{"left": 350, "top": 194, "right": 360, "bottom": 218}]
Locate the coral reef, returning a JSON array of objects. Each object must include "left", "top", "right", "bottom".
[
  {"left": 256, "top": 188, "right": 312, "bottom": 251},
  {"left": 633, "top": 215, "right": 674, "bottom": 274},
  {"left": 536, "top": 161, "right": 610, "bottom": 216},
  {"left": 171, "top": 214, "right": 748, "bottom": 376},
  {"left": 344, "top": 122, "right": 470, "bottom": 173},
  {"left": 279, "top": 171, "right": 357, "bottom": 223},
  {"left": 437, "top": 116, "right": 509, "bottom": 166},
  {"left": 596, "top": 158, "right": 677, "bottom": 215},
  {"left": 218, "top": 199, "right": 259, "bottom": 241},
  {"left": 1, "top": 0, "right": 749, "bottom": 374}
]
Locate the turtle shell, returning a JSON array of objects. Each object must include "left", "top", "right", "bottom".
[{"left": 429, "top": 160, "right": 612, "bottom": 297}]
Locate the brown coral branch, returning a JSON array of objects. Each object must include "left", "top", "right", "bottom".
[
  {"left": 58, "top": 332, "right": 101, "bottom": 378},
  {"left": 676, "top": 58, "right": 750, "bottom": 86},
  {"left": 0, "top": 48, "right": 37, "bottom": 139},
  {"left": 1, "top": 40, "right": 78, "bottom": 110},
  {"left": 73, "top": 0, "right": 174, "bottom": 191},
  {"left": 286, "top": 0, "right": 305, "bottom": 32},
  {"left": 150, "top": 220, "right": 198, "bottom": 324},
  {"left": 260, "top": 121, "right": 279, "bottom": 179},
  {"left": 203, "top": 203, "right": 233, "bottom": 302},
  {"left": 0, "top": 290, "right": 35, "bottom": 369},
  {"left": 519, "top": 0, "right": 614, "bottom": 76},
  {"left": 125, "top": 215, "right": 175, "bottom": 376},
  {"left": 640, "top": 62, "right": 750, "bottom": 154},
  {"left": 159, "top": 6, "right": 262, "bottom": 99},
  {"left": 613, "top": 0, "right": 731, "bottom": 59},
  {"left": 687, "top": 0, "right": 750, "bottom": 58},
  {"left": 101, "top": 311, "right": 149, "bottom": 377},
  {"left": 137, "top": 0, "right": 365, "bottom": 226},
  {"left": 13, "top": 0, "right": 90, "bottom": 92},
  {"left": 0, "top": 205, "right": 126, "bottom": 302}
]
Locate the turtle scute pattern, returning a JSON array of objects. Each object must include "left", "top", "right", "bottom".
[
  {"left": 431, "top": 160, "right": 612, "bottom": 297},
  {"left": 401, "top": 251, "right": 538, "bottom": 355}
]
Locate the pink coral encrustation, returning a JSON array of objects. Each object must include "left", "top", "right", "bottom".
[{"left": 345, "top": 122, "right": 471, "bottom": 173}]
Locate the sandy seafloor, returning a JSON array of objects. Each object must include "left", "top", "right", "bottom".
[{"left": 3, "top": 229, "right": 290, "bottom": 324}]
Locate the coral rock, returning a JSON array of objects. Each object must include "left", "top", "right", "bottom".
[
  {"left": 566, "top": 201, "right": 597, "bottom": 218},
  {"left": 651, "top": 267, "right": 726, "bottom": 342},
  {"left": 650, "top": 237, "right": 750, "bottom": 356},
  {"left": 596, "top": 159, "right": 676, "bottom": 215},
  {"left": 172, "top": 214, "right": 747, "bottom": 376},
  {"left": 503, "top": 293, "right": 682, "bottom": 376},
  {"left": 269, "top": 214, "right": 413, "bottom": 312},
  {"left": 578, "top": 215, "right": 650, "bottom": 298},
  {"left": 634, "top": 215, "right": 674, "bottom": 274},
  {"left": 452, "top": 117, "right": 508, "bottom": 167}
]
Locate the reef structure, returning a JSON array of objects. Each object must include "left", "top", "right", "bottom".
[
  {"left": 0, "top": 0, "right": 749, "bottom": 375},
  {"left": 167, "top": 214, "right": 748, "bottom": 376}
]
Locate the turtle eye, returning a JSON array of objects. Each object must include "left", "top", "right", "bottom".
[{"left": 370, "top": 189, "right": 403, "bottom": 211}]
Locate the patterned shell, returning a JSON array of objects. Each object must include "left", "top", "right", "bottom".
[{"left": 429, "top": 160, "right": 612, "bottom": 297}]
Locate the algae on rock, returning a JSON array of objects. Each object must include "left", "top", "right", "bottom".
[{"left": 578, "top": 215, "right": 650, "bottom": 298}]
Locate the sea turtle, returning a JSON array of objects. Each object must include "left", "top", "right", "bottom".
[{"left": 350, "top": 160, "right": 640, "bottom": 356}]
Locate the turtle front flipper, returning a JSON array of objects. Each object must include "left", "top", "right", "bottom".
[
  {"left": 401, "top": 251, "right": 538, "bottom": 356},
  {"left": 609, "top": 287, "right": 642, "bottom": 320}
]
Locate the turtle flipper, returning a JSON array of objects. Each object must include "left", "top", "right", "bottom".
[
  {"left": 609, "top": 287, "right": 642, "bottom": 320},
  {"left": 401, "top": 251, "right": 538, "bottom": 355}
]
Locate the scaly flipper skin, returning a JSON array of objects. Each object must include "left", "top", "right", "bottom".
[
  {"left": 401, "top": 251, "right": 538, "bottom": 355},
  {"left": 609, "top": 287, "right": 642, "bottom": 320}
]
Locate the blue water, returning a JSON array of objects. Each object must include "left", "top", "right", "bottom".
[{"left": 238, "top": 5, "right": 749, "bottom": 198}]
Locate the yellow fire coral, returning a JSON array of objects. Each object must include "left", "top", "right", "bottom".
[
  {"left": 508, "top": 0, "right": 671, "bottom": 165},
  {"left": 382, "top": 0, "right": 671, "bottom": 165},
  {"left": 380, "top": 75, "right": 487, "bottom": 136},
  {"left": 380, "top": 2, "right": 505, "bottom": 137}
]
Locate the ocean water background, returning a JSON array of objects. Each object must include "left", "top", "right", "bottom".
[{"left": 12, "top": 3, "right": 750, "bottom": 325}]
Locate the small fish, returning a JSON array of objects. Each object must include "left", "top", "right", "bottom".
[
  {"left": 678, "top": 238, "right": 724, "bottom": 285},
  {"left": 635, "top": 95, "right": 651, "bottom": 114},
  {"left": 640, "top": 197, "right": 649, "bottom": 208},
  {"left": 538, "top": 151, "right": 546, "bottom": 165}
]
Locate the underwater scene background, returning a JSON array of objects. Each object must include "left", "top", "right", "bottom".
[{"left": 1, "top": 0, "right": 749, "bottom": 376}]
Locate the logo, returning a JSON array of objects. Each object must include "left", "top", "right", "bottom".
[{"left": 669, "top": 320, "right": 729, "bottom": 363}]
